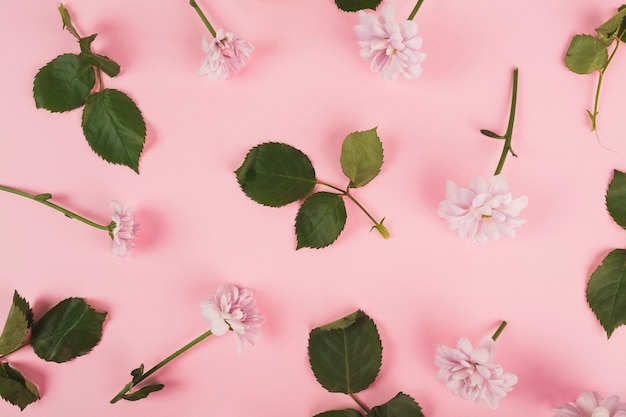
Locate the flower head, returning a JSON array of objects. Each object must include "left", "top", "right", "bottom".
[
  {"left": 435, "top": 336, "right": 517, "bottom": 409},
  {"left": 437, "top": 175, "right": 528, "bottom": 243},
  {"left": 199, "top": 29, "right": 254, "bottom": 80},
  {"left": 354, "top": 2, "right": 426, "bottom": 81},
  {"left": 109, "top": 201, "right": 140, "bottom": 257},
  {"left": 200, "top": 284, "right": 264, "bottom": 354},
  {"left": 554, "top": 391, "right": 626, "bottom": 417}
]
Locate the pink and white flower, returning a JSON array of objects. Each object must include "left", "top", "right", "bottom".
[
  {"left": 199, "top": 29, "right": 254, "bottom": 80},
  {"left": 354, "top": 2, "right": 426, "bottom": 81},
  {"left": 435, "top": 336, "right": 517, "bottom": 409},
  {"left": 110, "top": 201, "right": 140, "bottom": 257},
  {"left": 200, "top": 284, "right": 264, "bottom": 354},
  {"left": 553, "top": 391, "right": 626, "bottom": 417},
  {"left": 437, "top": 175, "right": 528, "bottom": 243}
]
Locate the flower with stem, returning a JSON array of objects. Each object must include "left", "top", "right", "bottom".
[
  {"left": 0, "top": 184, "right": 139, "bottom": 256},
  {"left": 189, "top": 0, "right": 254, "bottom": 80},
  {"left": 110, "top": 284, "right": 264, "bottom": 403},
  {"left": 553, "top": 391, "right": 626, "bottom": 417}
]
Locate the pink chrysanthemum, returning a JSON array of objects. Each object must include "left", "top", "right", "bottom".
[
  {"left": 437, "top": 175, "right": 528, "bottom": 243},
  {"left": 109, "top": 201, "right": 140, "bottom": 257},
  {"left": 199, "top": 284, "right": 264, "bottom": 354},
  {"left": 354, "top": 2, "right": 426, "bottom": 81},
  {"left": 435, "top": 336, "right": 517, "bottom": 409},
  {"left": 199, "top": 29, "right": 254, "bottom": 80},
  {"left": 554, "top": 391, "right": 626, "bottom": 417}
]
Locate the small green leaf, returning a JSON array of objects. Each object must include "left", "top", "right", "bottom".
[
  {"left": 308, "top": 310, "right": 382, "bottom": 394},
  {"left": 596, "top": 6, "right": 626, "bottom": 40},
  {"left": 0, "top": 362, "right": 39, "bottom": 410},
  {"left": 33, "top": 53, "right": 95, "bottom": 112},
  {"left": 366, "top": 393, "right": 424, "bottom": 417},
  {"left": 606, "top": 170, "right": 626, "bottom": 228},
  {"left": 335, "top": 0, "right": 382, "bottom": 12},
  {"left": 0, "top": 291, "right": 33, "bottom": 356},
  {"left": 480, "top": 129, "right": 505, "bottom": 139},
  {"left": 82, "top": 88, "right": 146, "bottom": 173},
  {"left": 34, "top": 193, "right": 53, "bottom": 201},
  {"left": 131, "top": 364, "right": 144, "bottom": 384},
  {"left": 122, "top": 384, "right": 164, "bottom": 401},
  {"left": 315, "top": 410, "right": 364, "bottom": 417},
  {"left": 295, "top": 192, "right": 347, "bottom": 249},
  {"left": 79, "top": 34, "right": 121, "bottom": 77},
  {"left": 340, "top": 128, "right": 384, "bottom": 188},
  {"left": 235, "top": 142, "right": 317, "bottom": 207},
  {"left": 31, "top": 298, "right": 107, "bottom": 363},
  {"left": 564, "top": 34, "right": 608, "bottom": 74},
  {"left": 586, "top": 249, "right": 626, "bottom": 338}
]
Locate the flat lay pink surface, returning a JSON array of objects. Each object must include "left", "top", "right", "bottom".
[{"left": 2, "top": 0, "right": 626, "bottom": 416}]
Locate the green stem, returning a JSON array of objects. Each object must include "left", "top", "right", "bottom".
[
  {"left": 491, "top": 320, "right": 507, "bottom": 341},
  {"left": 407, "top": 0, "right": 425, "bottom": 20},
  {"left": 111, "top": 330, "right": 213, "bottom": 403},
  {"left": 590, "top": 40, "right": 620, "bottom": 131},
  {"left": 189, "top": 0, "right": 217, "bottom": 37},
  {"left": 0, "top": 185, "right": 110, "bottom": 230},
  {"left": 96, "top": 67, "right": 105, "bottom": 92},
  {"left": 493, "top": 67, "right": 519, "bottom": 176},
  {"left": 350, "top": 393, "right": 371, "bottom": 413}
]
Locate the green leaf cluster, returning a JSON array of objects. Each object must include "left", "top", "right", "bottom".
[
  {"left": 0, "top": 291, "right": 106, "bottom": 410},
  {"left": 235, "top": 128, "right": 388, "bottom": 249},
  {"left": 308, "top": 310, "right": 424, "bottom": 417},
  {"left": 335, "top": 0, "right": 383, "bottom": 12},
  {"left": 33, "top": 5, "right": 145, "bottom": 173}
]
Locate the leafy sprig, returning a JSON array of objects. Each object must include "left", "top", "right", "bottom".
[
  {"left": 0, "top": 291, "right": 106, "bottom": 410},
  {"left": 308, "top": 310, "right": 424, "bottom": 417},
  {"left": 235, "top": 128, "right": 390, "bottom": 249},
  {"left": 33, "top": 4, "right": 146, "bottom": 173}
]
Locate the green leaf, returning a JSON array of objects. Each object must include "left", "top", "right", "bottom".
[
  {"left": 295, "top": 192, "right": 347, "bottom": 249},
  {"left": 586, "top": 249, "right": 626, "bottom": 338},
  {"left": 79, "top": 34, "right": 121, "bottom": 77},
  {"left": 0, "top": 291, "right": 33, "bottom": 356},
  {"left": 366, "top": 393, "right": 424, "bottom": 417},
  {"left": 82, "top": 88, "right": 146, "bottom": 173},
  {"left": 315, "top": 410, "right": 364, "bottom": 417},
  {"left": 596, "top": 6, "right": 626, "bottom": 41},
  {"left": 235, "top": 142, "right": 317, "bottom": 207},
  {"left": 335, "top": 0, "right": 382, "bottom": 12},
  {"left": 308, "top": 310, "right": 382, "bottom": 394},
  {"left": 606, "top": 170, "right": 626, "bottom": 228},
  {"left": 564, "top": 34, "right": 608, "bottom": 74},
  {"left": 131, "top": 364, "right": 144, "bottom": 384},
  {"left": 33, "top": 53, "right": 95, "bottom": 112},
  {"left": 122, "top": 384, "right": 164, "bottom": 401},
  {"left": 31, "top": 298, "right": 107, "bottom": 363},
  {"left": 340, "top": 128, "right": 384, "bottom": 188},
  {"left": 480, "top": 129, "right": 505, "bottom": 139},
  {"left": 0, "top": 362, "right": 39, "bottom": 410}
]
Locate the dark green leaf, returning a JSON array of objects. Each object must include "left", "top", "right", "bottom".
[
  {"left": 131, "top": 364, "right": 144, "bottom": 384},
  {"left": 31, "top": 298, "right": 107, "bottom": 363},
  {"left": 0, "top": 291, "right": 33, "bottom": 356},
  {"left": 596, "top": 6, "right": 626, "bottom": 41},
  {"left": 235, "top": 142, "right": 317, "bottom": 207},
  {"left": 340, "top": 128, "right": 384, "bottom": 188},
  {"left": 0, "top": 362, "right": 39, "bottom": 410},
  {"left": 335, "top": 0, "right": 382, "bottom": 12},
  {"left": 308, "top": 310, "right": 382, "bottom": 394},
  {"left": 564, "top": 34, "right": 608, "bottom": 74},
  {"left": 480, "top": 129, "right": 505, "bottom": 139},
  {"left": 82, "top": 88, "right": 146, "bottom": 173},
  {"left": 122, "top": 384, "right": 164, "bottom": 401},
  {"left": 366, "top": 393, "right": 424, "bottom": 417},
  {"left": 606, "top": 170, "right": 626, "bottom": 228},
  {"left": 33, "top": 53, "right": 95, "bottom": 112},
  {"left": 587, "top": 249, "right": 626, "bottom": 338},
  {"left": 34, "top": 193, "right": 52, "bottom": 201},
  {"left": 295, "top": 192, "right": 347, "bottom": 249},
  {"left": 79, "top": 34, "right": 121, "bottom": 77},
  {"left": 315, "top": 410, "right": 364, "bottom": 417}
]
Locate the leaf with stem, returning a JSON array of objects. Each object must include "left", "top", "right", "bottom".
[
  {"left": 340, "top": 128, "right": 384, "bottom": 188},
  {"left": 0, "top": 362, "right": 39, "bottom": 410}
]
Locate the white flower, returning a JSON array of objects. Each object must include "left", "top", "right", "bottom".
[
  {"left": 199, "top": 29, "right": 254, "bottom": 80},
  {"left": 109, "top": 201, "right": 140, "bottom": 257},
  {"left": 553, "top": 391, "right": 626, "bottom": 417}
]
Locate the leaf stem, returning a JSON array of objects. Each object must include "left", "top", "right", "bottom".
[
  {"left": 590, "top": 40, "right": 620, "bottom": 131},
  {"left": 407, "top": 0, "right": 425, "bottom": 21},
  {"left": 0, "top": 185, "right": 111, "bottom": 231},
  {"left": 189, "top": 0, "right": 217, "bottom": 38},
  {"left": 350, "top": 393, "right": 371, "bottom": 413},
  {"left": 493, "top": 67, "right": 519, "bottom": 176},
  {"left": 491, "top": 320, "right": 507, "bottom": 341}
]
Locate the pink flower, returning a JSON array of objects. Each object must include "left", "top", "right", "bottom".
[
  {"left": 109, "top": 201, "right": 140, "bottom": 257},
  {"left": 437, "top": 175, "right": 528, "bottom": 243},
  {"left": 199, "top": 29, "right": 254, "bottom": 80},
  {"left": 553, "top": 391, "right": 626, "bottom": 417},
  {"left": 435, "top": 336, "right": 517, "bottom": 409},
  {"left": 354, "top": 2, "right": 426, "bottom": 81},
  {"left": 199, "top": 284, "right": 264, "bottom": 354}
]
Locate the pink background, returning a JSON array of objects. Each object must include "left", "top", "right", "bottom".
[{"left": 2, "top": 0, "right": 626, "bottom": 416}]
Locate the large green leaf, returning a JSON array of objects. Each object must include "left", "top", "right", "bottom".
[
  {"left": 315, "top": 410, "right": 363, "bottom": 417},
  {"left": 296, "top": 192, "right": 347, "bottom": 249},
  {"left": 308, "top": 310, "right": 382, "bottom": 394},
  {"left": 335, "top": 0, "right": 382, "bottom": 12},
  {"left": 340, "top": 128, "right": 384, "bottom": 188},
  {"left": 596, "top": 6, "right": 626, "bottom": 41},
  {"left": 33, "top": 53, "right": 95, "bottom": 112},
  {"left": 79, "top": 34, "right": 121, "bottom": 77},
  {"left": 366, "top": 393, "right": 424, "bottom": 417},
  {"left": 0, "top": 291, "right": 33, "bottom": 356},
  {"left": 235, "top": 142, "right": 317, "bottom": 207},
  {"left": 606, "top": 169, "right": 626, "bottom": 228},
  {"left": 0, "top": 362, "right": 39, "bottom": 410},
  {"left": 587, "top": 249, "right": 626, "bottom": 338},
  {"left": 31, "top": 298, "right": 107, "bottom": 363},
  {"left": 82, "top": 88, "right": 146, "bottom": 173},
  {"left": 121, "top": 384, "right": 165, "bottom": 401},
  {"left": 564, "top": 34, "right": 608, "bottom": 74}
]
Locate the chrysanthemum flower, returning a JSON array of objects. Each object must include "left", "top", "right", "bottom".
[
  {"left": 109, "top": 200, "right": 140, "bottom": 257},
  {"left": 553, "top": 391, "right": 626, "bottom": 417},
  {"left": 199, "top": 29, "right": 254, "bottom": 80}
]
